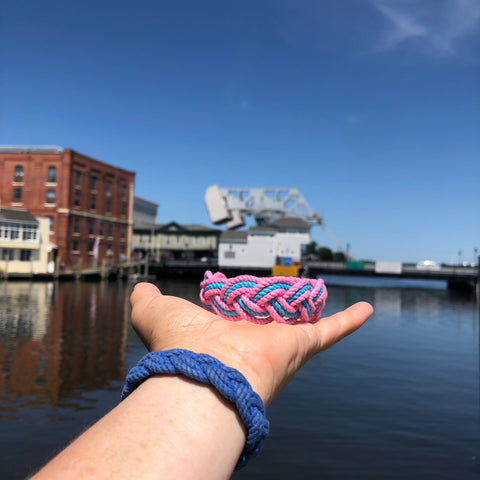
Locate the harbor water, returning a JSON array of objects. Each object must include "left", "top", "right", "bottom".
[{"left": 0, "top": 276, "right": 478, "bottom": 479}]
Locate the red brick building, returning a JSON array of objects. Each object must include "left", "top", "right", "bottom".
[{"left": 0, "top": 146, "right": 135, "bottom": 268}]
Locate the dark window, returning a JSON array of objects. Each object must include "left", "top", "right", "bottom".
[
  {"left": 91, "top": 176, "right": 97, "bottom": 192},
  {"left": 73, "top": 241, "right": 79, "bottom": 251},
  {"left": 20, "top": 250, "right": 32, "bottom": 261},
  {"left": 106, "top": 181, "right": 112, "bottom": 196},
  {"left": 46, "top": 190, "right": 56, "bottom": 204},
  {"left": 75, "top": 171, "right": 81, "bottom": 187},
  {"left": 73, "top": 218, "right": 79, "bottom": 233},
  {"left": 89, "top": 221, "right": 95, "bottom": 235},
  {"left": 14, "top": 165, "right": 24, "bottom": 182},
  {"left": 120, "top": 226, "right": 125, "bottom": 239},
  {"left": 121, "top": 202, "right": 126, "bottom": 216},
  {"left": 47, "top": 166, "right": 57, "bottom": 183},
  {"left": 2, "top": 249, "right": 14, "bottom": 260},
  {"left": 121, "top": 185, "right": 127, "bottom": 200},
  {"left": 91, "top": 196, "right": 96, "bottom": 211},
  {"left": 99, "top": 222, "right": 104, "bottom": 236},
  {"left": 12, "top": 188, "right": 22, "bottom": 202},
  {"left": 88, "top": 241, "right": 94, "bottom": 252},
  {"left": 106, "top": 199, "right": 111, "bottom": 214},
  {"left": 107, "top": 223, "right": 112, "bottom": 237},
  {"left": 74, "top": 191, "right": 80, "bottom": 207}
]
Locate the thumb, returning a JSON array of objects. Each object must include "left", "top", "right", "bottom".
[{"left": 130, "top": 282, "right": 162, "bottom": 309}]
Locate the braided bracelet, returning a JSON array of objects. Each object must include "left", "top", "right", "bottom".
[
  {"left": 121, "top": 349, "right": 269, "bottom": 470},
  {"left": 200, "top": 270, "right": 327, "bottom": 324}
]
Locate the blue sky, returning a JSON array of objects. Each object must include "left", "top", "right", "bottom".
[{"left": 1, "top": 0, "right": 479, "bottom": 263}]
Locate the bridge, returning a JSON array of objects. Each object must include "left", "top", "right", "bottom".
[{"left": 303, "top": 261, "right": 479, "bottom": 292}]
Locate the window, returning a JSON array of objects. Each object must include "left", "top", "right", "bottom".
[
  {"left": 46, "top": 216, "right": 54, "bottom": 232},
  {"left": 2, "top": 249, "right": 14, "bottom": 261},
  {"left": 107, "top": 223, "right": 113, "bottom": 238},
  {"left": 89, "top": 221, "right": 95, "bottom": 236},
  {"left": 47, "top": 166, "right": 57, "bottom": 183},
  {"left": 121, "top": 185, "right": 127, "bottom": 200},
  {"left": 106, "top": 199, "right": 111, "bottom": 214},
  {"left": 106, "top": 181, "right": 112, "bottom": 196},
  {"left": 20, "top": 250, "right": 32, "bottom": 261},
  {"left": 120, "top": 226, "right": 125, "bottom": 239},
  {"left": 12, "top": 188, "right": 22, "bottom": 202},
  {"left": 73, "top": 241, "right": 79, "bottom": 252},
  {"left": 14, "top": 165, "right": 24, "bottom": 182},
  {"left": 22, "top": 225, "right": 37, "bottom": 241},
  {"left": 74, "top": 191, "right": 80, "bottom": 208},
  {"left": 46, "top": 190, "right": 56, "bottom": 204},
  {"left": 75, "top": 171, "right": 82, "bottom": 187},
  {"left": 121, "top": 202, "right": 126, "bottom": 216},
  {"left": 73, "top": 218, "right": 79, "bottom": 234},
  {"left": 224, "top": 251, "right": 235, "bottom": 258},
  {"left": 90, "top": 176, "right": 97, "bottom": 192},
  {"left": 99, "top": 222, "right": 104, "bottom": 236},
  {"left": 90, "top": 196, "right": 96, "bottom": 211},
  {"left": 10, "top": 226, "right": 19, "bottom": 240},
  {"left": 88, "top": 241, "right": 94, "bottom": 253}
]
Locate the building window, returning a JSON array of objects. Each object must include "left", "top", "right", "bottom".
[
  {"left": 106, "top": 199, "right": 111, "bottom": 215},
  {"left": 20, "top": 250, "right": 32, "bottom": 261},
  {"left": 46, "top": 216, "right": 54, "bottom": 232},
  {"left": 99, "top": 222, "right": 104, "bottom": 237},
  {"left": 73, "top": 241, "right": 79, "bottom": 252},
  {"left": 89, "top": 221, "right": 95, "bottom": 236},
  {"left": 2, "top": 249, "right": 14, "bottom": 261},
  {"left": 107, "top": 223, "right": 112, "bottom": 238},
  {"left": 90, "top": 196, "right": 96, "bottom": 211},
  {"left": 121, "top": 185, "right": 127, "bottom": 201},
  {"left": 106, "top": 181, "right": 112, "bottom": 196},
  {"left": 47, "top": 166, "right": 57, "bottom": 183},
  {"left": 121, "top": 202, "right": 126, "bottom": 216},
  {"left": 22, "top": 225, "right": 37, "bottom": 241},
  {"left": 75, "top": 171, "right": 82, "bottom": 187},
  {"left": 88, "top": 241, "right": 94, "bottom": 253},
  {"left": 90, "top": 176, "right": 97, "bottom": 192},
  {"left": 10, "top": 226, "right": 20, "bottom": 240},
  {"left": 14, "top": 165, "right": 24, "bottom": 182},
  {"left": 224, "top": 251, "right": 235, "bottom": 259},
  {"left": 73, "top": 218, "right": 79, "bottom": 234},
  {"left": 120, "top": 226, "right": 126, "bottom": 239},
  {"left": 46, "top": 189, "right": 56, "bottom": 204},
  {"left": 74, "top": 191, "right": 80, "bottom": 208},
  {"left": 12, "top": 188, "right": 22, "bottom": 203}
]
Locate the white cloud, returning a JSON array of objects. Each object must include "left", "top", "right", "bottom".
[{"left": 370, "top": 0, "right": 480, "bottom": 55}]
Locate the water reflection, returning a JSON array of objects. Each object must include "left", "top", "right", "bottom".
[{"left": 0, "top": 281, "right": 130, "bottom": 407}]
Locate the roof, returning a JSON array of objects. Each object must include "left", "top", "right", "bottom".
[
  {"left": 133, "top": 221, "right": 221, "bottom": 234},
  {"left": 220, "top": 230, "right": 248, "bottom": 242},
  {"left": 248, "top": 225, "right": 277, "bottom": 234},
  {"left": 0, "top": 145, "right": 64, "bottom": 154},
  {"left": 0, "top": 207, "right": 38, "bottom": 223},
  {"left": 270, "top": 217, "right": 310, "bottom": 229}
]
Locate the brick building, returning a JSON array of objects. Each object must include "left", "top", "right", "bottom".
[{"left": 0, "top": 146, "right": 135, "bottom": 268}]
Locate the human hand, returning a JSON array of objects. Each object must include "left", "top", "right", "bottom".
[{"left": 130, "top": 282, "right": 373, "bottom": 407}]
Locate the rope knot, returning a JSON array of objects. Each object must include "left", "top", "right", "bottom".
[{"left": 200, "top": 271, "right": 327, "bottom": 324}]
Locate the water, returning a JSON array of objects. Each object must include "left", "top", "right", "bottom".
[{"left": 0, "top": 277, "right": 478, "bottom": 479}]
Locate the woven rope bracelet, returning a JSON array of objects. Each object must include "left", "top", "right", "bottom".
[
  {"left": 200, "top": 270, "right": 327, "bottom": 324},
  {"left": 121, "top": 349, "right": 269, "bottom": 470}
]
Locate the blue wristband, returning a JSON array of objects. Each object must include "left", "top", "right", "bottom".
[{"left": 121, "top": 349, "right": 269, "bottom": 470}]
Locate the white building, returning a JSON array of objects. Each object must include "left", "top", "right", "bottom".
[
  {"left": 218, "top": 218, "right": 311, "bottom": 269},
  {"left": 0, "top": 208, "right": 54, "bottom": 275}
]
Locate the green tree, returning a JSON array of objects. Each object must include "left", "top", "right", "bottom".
[
  {"left": 304, "top": 241, "right": 318, "bottom": 256},
  {"left": 332, "top": 251, "right": 347, "bottom": 262},
  {"left": 317, "top": 247, "right": 333, "bottom": 261}
]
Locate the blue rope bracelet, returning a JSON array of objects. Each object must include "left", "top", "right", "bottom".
[{"left": 121, "top": 349, "right": 270, "bottom": 470}]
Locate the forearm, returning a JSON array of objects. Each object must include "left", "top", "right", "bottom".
[{"left": 32, "top": 375, "right": 246, "bottom": 480}]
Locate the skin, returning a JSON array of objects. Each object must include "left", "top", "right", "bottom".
[{"left": 32, "top": 282, "right": 373, "bottom": 480}]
